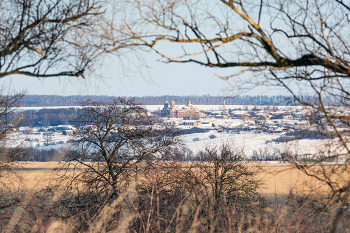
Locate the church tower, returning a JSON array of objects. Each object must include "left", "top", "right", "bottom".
[{"left": 164, "top": 100, "right": 169, "bottom": 109}]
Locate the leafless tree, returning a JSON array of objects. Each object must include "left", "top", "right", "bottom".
[
  {"left": 66, "top": 98, "right": 182, "bottom": 198},
  {"left": 128, "top": 143, "right": 263, "bottom": 232},
  {"left": 0, "top": 87, "right": 26, "bottom": 165},
  {"left": 193, "top": 144, "right": 262, "bottom": 231},
  {"left": 0, "top": 0, "right": 108, "bottom": 79},
  {"left": 0, "top": 87, "right": 26, "bottom": 216},
  {"left": 115, "top": 0, "right": 350, "bottom": 231}
]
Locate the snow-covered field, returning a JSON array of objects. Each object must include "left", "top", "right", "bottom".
[
  {"left": 180, "top": 131, "right": 338, "bottom": 157},
  {"left": 182, "top": 131, "right": 277, "bottom": 154},
  {"left": 5, "top": 129, "right": 337, "bottom": 159},
  {"left": 5, "top": 123, "right": 342, "bottom": 159},
  {"left": 6, "top": 131, "right": 72, "bottom": 149},
  {"left": 8, "top": 104, "right": 342, "bottom": 160}
]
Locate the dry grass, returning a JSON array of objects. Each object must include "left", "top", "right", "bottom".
[
  {"left": 249, "top": 163, "right": 331, "bottom": 195},
  {"left": 1, "top": 162, "right": 349, "bottom": 232},
  {"left": 4, "top": 162, "right": 330, "bottom": 195}
]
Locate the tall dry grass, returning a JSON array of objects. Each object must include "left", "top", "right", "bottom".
[{"left": 1, "top": 161, "right": 350, "bottom": 232}]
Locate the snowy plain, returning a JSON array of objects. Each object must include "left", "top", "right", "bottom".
[
  {"left": 10, "top": 105, "right": 335, "bottom": 159},
  {"left": 180, "top": 131, "right": 338, "bottom": 157},
  {"left": 5, "top": 128, "right": 339, "bottom": 160}
]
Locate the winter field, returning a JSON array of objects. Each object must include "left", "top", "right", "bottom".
[
  {"left": 10, "top": 105, "right": 340, "bottom": 159},
  {"left": 4, "top": 161, "right": 329, "bottom": 196},
  {"left": 5, "top": 127, "right": 338, "bottom": 160}
]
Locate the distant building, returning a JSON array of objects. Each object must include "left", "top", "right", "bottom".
[
  {"left": 222, "top": 100, "right": 229, "bottom": 115},
  {"left": 184, "top": 121, "right": 202, "bottom": 127},
  {"left": 183, "top": 116, "right": 198, "bottom": 120},
  {"left": 231, "top": 110, "right": 249, "bottom": 118},
  {"left": 56, "top": 125, "right": 76, "bottom": 131},
  {"left": 161, "top": 99, "right": 201, "bottom": 119},
  {"left": 294, "top": 112, "right": 305, "bottom": 118},
  {"left": 216, "top": 115, "right": 228, "bottom": 119},
  {"left": 63, "top": 130, "right": 74, "bottom": 136}
]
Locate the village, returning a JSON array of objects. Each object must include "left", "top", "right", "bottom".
[
  {"left": 157, "top": 99, "right": 348, "bottom": 134},
  {"left": 5, "top": 99, "right": 346, "bottom": 159}
]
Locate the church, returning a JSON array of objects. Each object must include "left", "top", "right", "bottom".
[{"left": 160, "top": 99, "right": 201, "bottom": 119}]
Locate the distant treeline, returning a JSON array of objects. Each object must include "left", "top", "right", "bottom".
[
  {"left": 22, "top": 95, "right": 305, "bottom": 107},
  {"left": 22, "top": 95, "right": 345, "bottom": 107},
  {"left": 19, "top": 107, "right": 163, "bottom": 127},
  {"left": 20, "top": 108, "right": 80, "bottom": 127}
]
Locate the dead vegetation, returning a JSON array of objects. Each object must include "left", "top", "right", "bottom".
[{"left": 0, "top": 160, "right": 349, "bottom": 232}]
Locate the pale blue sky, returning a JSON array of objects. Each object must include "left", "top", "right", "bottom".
[
  {"left": 0, "top": 1, "right": 296, "bottom": 97},
  {"left": 0, "top": 60, "right": 223, "bottom": 96},
  {"left": 0, "top": 52, "right": 288, "bottom": 97}
]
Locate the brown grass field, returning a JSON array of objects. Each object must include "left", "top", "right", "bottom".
[
  {"left": 2, "top": 162, "right": 349, "bottom": 232},
  {"left": 3, "top": 162, "right": 329, "bottom": 196}
]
